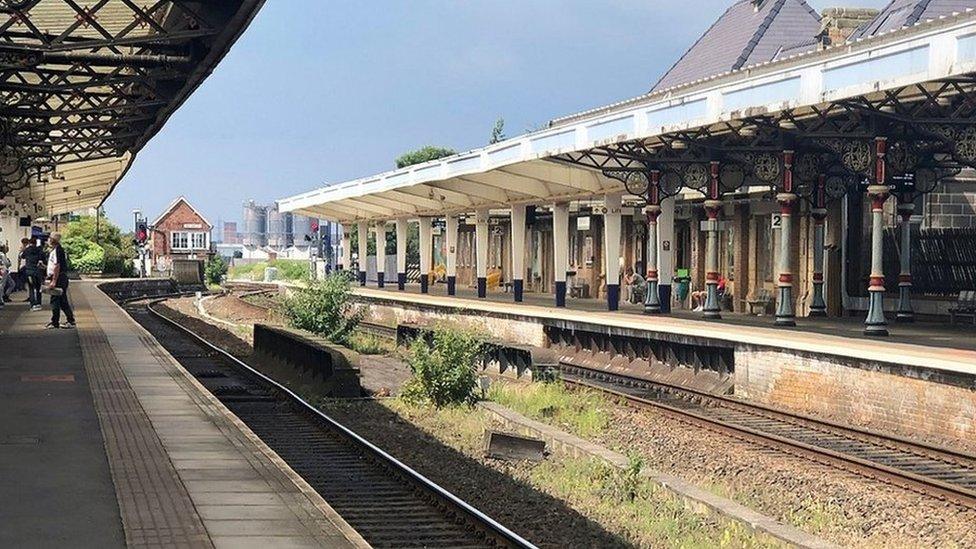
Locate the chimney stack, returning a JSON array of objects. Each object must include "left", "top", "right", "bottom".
[{"left": 819, "top": 7, "right": 879, "bottom": 47}]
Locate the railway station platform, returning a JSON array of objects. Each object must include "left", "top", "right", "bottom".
[
  {"left": 356, "top": 283, "right": 976, "bottom": 370},
  {"left": 352, "top": 282, "right": 976, "bottom": 447},
  {"left": 0, "top": 282, "right": 364, "bottom": 549}
]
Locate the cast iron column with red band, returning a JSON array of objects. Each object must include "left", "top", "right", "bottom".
[
  {"left": 644, "top": 170, "right": 662, "bottom": 314},
  {"left": 809, "top": 175, "right": 828, "bottom": 316},
  {"left": 775, "top": 150, "right": 797, "bottom": 326},
  {"left": 896, "top": 194, "right": 915, "bottom": 322},
  {"left": 865, "top": 137, "right": 890, "bottom": 336},
  {"left": 702, "top": 161, "right": 723, "bottom": 319}
]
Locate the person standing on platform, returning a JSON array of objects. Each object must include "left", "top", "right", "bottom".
[
  {"left": 0, "top": 244, "right": 13, "bottom": 305},
  {"left": 20, "top": 238, "right": 44, "bottom": 311},
  {"left": 44, "top": 233, "right": 75, "bottom": 329}
]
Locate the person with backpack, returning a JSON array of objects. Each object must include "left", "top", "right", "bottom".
[
  {"left": 20, "top": 238, "right": 44, "bottom": 311},
  {"left": 44, "top": 233, "right": 75, "bottom": 329}
]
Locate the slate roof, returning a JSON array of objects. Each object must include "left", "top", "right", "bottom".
[
  {"left": 651, "top": 0, "right": 822, "bottom": 92},
  {"left": 850, "top": 0, "right": 976, "bottom": 39}
]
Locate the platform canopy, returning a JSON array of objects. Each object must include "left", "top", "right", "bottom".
[
  {"left": 0, "top": 0, "right": 264, "bottom": 217},
  {"left": 279, "top": 8, "right": 976, "bottom": 223}
]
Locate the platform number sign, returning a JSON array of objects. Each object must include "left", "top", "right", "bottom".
[{"left": 771, "top": 213, "right": 782, "bottom": 230}]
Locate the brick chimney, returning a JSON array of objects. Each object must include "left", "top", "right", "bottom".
[{"left": 819, "top": 7, "right": 879, "bottom": 47}]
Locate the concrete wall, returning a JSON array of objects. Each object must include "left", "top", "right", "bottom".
[{"left": 360, "top": 300, "right": 547, "bottom": 348}]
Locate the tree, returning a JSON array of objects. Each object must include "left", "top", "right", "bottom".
[
  {"left": 395, "top": 146, "right": 456, "bottom": 169},
  {"left": 489, "top": 117, "right": 506, "bottom": 144}
]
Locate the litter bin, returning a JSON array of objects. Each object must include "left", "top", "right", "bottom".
[{"left": 674, "top": 268, "right": 691, "bottom": 309}]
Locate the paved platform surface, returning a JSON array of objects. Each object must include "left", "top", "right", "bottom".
[
  {"left": 0, "top": 283, "right": 364, "bottom": 549},
  {"left": 354, "top": 283, "right": 976, "bottom": 376}
]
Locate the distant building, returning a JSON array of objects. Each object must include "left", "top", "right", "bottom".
[
  {"left": 222, "top": 221, "right": 240, "bottom": 244},
  {"left": 149, "top": 196, "right": 213, "bottom": 274}
]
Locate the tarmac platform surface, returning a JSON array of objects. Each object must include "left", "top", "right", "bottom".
[{"left": 0, "top": 282, "right": 363, "bottom": 549}]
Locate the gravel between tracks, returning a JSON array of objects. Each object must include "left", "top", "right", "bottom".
[{"left": 579, "top": 396, "right": 976, "bottom": 548}]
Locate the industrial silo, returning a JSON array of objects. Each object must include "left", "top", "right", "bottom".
[
  {"left": 290, "top": 213, "right": 314, "bottom": 246},
  {"left": 242, "top": 200, "right": 267, "bottom": 247},
  {"left": 265, "top": 203, "right": 287, "bottom": 249}
]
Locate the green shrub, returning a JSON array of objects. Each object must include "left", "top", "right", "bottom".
[
  {"left": 102, "top": 243, "right": 125, "bottom": 274},
  {"left": 270, "top": 259, "right": 309, "bottom": 281},
  {"left": 281, "top": 273, "right": 363, "bottom": 344},
  {"left": 120, "top": 260, "right": 137, "bottom": 278},
  {"left": 401, "top": 327, "right": 482, "bottom": 407},
  {"left": 73, "top": 242, "right": 105, "bottom": 273},
  {"left": 205, "top": 255, "right": 228, "bottom": 285}
]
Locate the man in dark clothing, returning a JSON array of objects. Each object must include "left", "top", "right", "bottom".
[
  {"left": 20, "top": 238, "right": 44, "bottom": 310},
  {"left": 45, "top": 233, "right": 75, "bottom": 329}
]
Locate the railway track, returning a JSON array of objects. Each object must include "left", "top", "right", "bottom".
[
  {"left": 561, "top": 364, "right": 976, "bottom": 509},
  {"left": 111, "top": 292, "right": 532, "bottom": 548}
]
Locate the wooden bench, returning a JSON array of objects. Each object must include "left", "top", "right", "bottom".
[
  {"left": 949, "top": 291, "right": 976, "bottom": 325},
  {"left": 745, "top": 288, "right": 773, "bottom": 316}
]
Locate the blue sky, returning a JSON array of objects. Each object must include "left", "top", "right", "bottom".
[{"left": 103, "top": 0, "right": 886, "bottom": 229}]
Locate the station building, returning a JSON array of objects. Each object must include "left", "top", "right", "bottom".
[{"left": 280, "top": 0, "right": 976, "bottom": 333}]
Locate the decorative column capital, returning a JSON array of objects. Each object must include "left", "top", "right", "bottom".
[{"left": 867, "top": 185, "right": 890, "bottom": 207}]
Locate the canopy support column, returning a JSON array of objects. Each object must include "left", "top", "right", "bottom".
[
  {"left": 511, "top": 205, "right": 526, "bottom": 302},
  {"left": 809, "top": 176, "right": 828, "bottom": 317},
  {"left": 340, "top": 224, "right": 351, "bottom": 272},
  {"left": 475, "top": 209, "right": 489, "bottom": 298},
  {"left": 658, "top": 195, "right": 675, "bottom": 313},
  {"left": 896, "top": 195, "right": 915, "bottom": 323},
  {"left": 775, "top": 150, "right": 797, "bottom": 327},
  {"left": 395, "top": 218, "right": 408, "bottom": 290},
  {"left": 865, "top": 137, "right": 890, "bottom": 337},
  {"left": 419, "top": 217, "right": 432, "bottom": 294},
  {"left": 357, "top": 221, "right": 368, "bottom": 286},
  {"left": 644, "top": 170, "right": 662, "bottom": 314},
  {"left": 604, "top": 192, "right": 622, "bottom": 311},
  {"left": 374, "top": 222, "right": 387, "bottom": 288},
  {"left": 552, "top": 202, "right": 569, "bottom": 307},
  {"left": 446, "top": 215, "right": 459, "bottom": 295},
  {"left": 703, "top": 161, "right": 722, "bottom": 320}
]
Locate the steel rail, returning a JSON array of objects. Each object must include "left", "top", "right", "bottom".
[
  {"left": 144, "top": 299, "right": 535, "bottom": 549},
  {"left": 561, "top": 365, "right": 976, "bottom": 509}
]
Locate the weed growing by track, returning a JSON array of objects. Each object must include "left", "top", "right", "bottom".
[
  {"left": 488, "top": 380, "right": 610, "bottom": 438},
  {"left": 401, "top": 327, "right": 482, "bottom": 407},
  {"left": 280, "top": 273, "right": 363, "bottom": 345}
]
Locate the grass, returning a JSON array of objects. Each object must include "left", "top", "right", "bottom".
[
  {"left": 345, "top": 330, "right": 394, "bottom": 355},
  {"left": 530, "top": 456, "right": 778, "bottom": 549},
  {"left": 488, "top": 380, "right": 610, "bottom": 438},
  {"left": 350, "top": 398, "right": 778, "bottom": 549},
  {"left": 228, "top": 259, "right": 309, "bottom": 281}
]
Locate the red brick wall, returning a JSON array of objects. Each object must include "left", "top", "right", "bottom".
[{"left": 736, "top": 347, "right": 976, "bottom": 448}]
